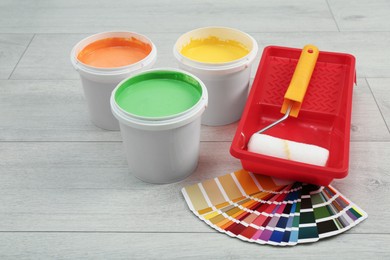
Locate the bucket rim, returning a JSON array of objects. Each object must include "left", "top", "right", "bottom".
[
  {"left": 70, "top": 31, "right": 157, "bottom": 76},
  {"left": 173, "top": 26, "right": 258, "bottom": 72},
  {"left": 111, "top": 68, "right": 208, "bottom": 131}
]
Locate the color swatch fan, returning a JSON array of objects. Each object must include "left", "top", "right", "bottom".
[{"left": 182, "top": 170, "right": 367, "bottom": 246}]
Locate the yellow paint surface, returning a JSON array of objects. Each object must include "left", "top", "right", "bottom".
[
  {"left": 204, "top": 211, "right": 219, "bottom": 220},
  {"left": 180, "top": 36, "right": 249, "bottom": 63}
]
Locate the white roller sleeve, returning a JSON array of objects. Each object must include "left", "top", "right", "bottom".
[{"left": 247, "top": 134, "right": 329, "bottom": 166}]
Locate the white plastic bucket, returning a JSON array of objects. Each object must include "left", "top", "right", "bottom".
[
  {"left": 110, "top": 68, "right": 208, "bottom": 184},
  {"left": 173, "top": 27, "right": 258, "bottom": 126},
  {"left": 71, "top": 31, "right": 157, "bottom": 130}
]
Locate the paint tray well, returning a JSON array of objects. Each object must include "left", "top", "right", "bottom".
[{"left": 230, "top": 46, "right": 356, "bottom": 186}]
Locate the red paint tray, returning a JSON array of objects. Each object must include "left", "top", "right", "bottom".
[{"left": 230, "top": 46, "right": 356, "bottom": 186}]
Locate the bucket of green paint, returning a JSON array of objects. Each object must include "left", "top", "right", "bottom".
[
  {"left": 173, "top": 27, "right": 258, "bottom": 126},
  {"left": 111, "top": 68, "right": 208, "bottom": 184}
]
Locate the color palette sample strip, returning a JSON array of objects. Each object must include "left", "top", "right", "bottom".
[{"left": 182, "top": 169, "right": 367, "bottom": 246}]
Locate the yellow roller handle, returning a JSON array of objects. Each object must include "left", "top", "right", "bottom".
[{"left": 281, "top": 44, "right": 319, "bottom": 117}]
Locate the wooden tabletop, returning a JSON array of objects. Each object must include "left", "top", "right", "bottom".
[{"left": 0, "top": 0, "right": 389, "bottom": 259}]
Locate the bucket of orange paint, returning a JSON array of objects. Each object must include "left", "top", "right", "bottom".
[
  {"left": 173, "top": 27, "right": 258, "bottom": 126},
  {"left": 71, "top": 32, "right": 157, "bottom": 130}
]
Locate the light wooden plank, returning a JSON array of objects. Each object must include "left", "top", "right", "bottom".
[
  {"left": 328, "top": 0, "right": 390, "bottom": 31},
  {"left": 0, "top": 80, "right": 122, "bottom": 141},
  {"left": 11, "top": 31, "right": 390, "bottom": 81},
  {"left": 1, "top": 78, "right": 387, "bottom": 142},
  {"left": 0, "top": 142, "right": 238, "bottom": 232},
  {"left": 0, "top": 79, "right": 235, "bottom": 142},
  {"left": 0, "top": 79, "right": 237, "bottom": 142},
  {"left": 0, "top": 233, "right": 388, "bottom": 259},
  {"left": 350, "top": 79, "right": 390, "bottom": 141},
  {"left": 0, "top": 34, "right": 33, "bottom": 79},
  {"left": 0, "top": 141, "right": 384, "bottom": 233},
  {"left": 332, "top": 141, "right": 390, "bottom": 233},
  {"left": 0, "top": 142, "right": 239, "bottom": 189},
  {"left": 366, "top": 78, "right": 390, "bottom": 131},
  {"left": 0, "top": 0, "right": 337, "bottom": 34},
  {"left": 10, "top": 34, "right": 88, "bottom": 80}
]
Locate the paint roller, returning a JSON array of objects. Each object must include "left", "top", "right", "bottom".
[{"left": 248, "top": 44, "right": 329, "bottom": 167}]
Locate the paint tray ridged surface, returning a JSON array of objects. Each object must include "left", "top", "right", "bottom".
[{"left": 182, "top": 169, "right": 367, "bottom": 246}]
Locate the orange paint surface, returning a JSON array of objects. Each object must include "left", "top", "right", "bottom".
[
  {"left": 252, "top": 174, "right": 277, "bottom": 191},
  {"left": 77, "top": 37, "right": 151, "bottom": 68},
  {"left": 234, "top": 169, "right": 260, "bottom": 195}
]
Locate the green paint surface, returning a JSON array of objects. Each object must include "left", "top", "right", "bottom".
[
  {"left": 313, "top": 205, "right": 332, "bottom": 219},
  {"left": 115, "top": 71, "right": 202, "bottom": 118},
  {"left": 295, "top": 201, "right": 301, "bottom": 212},
  {"left": 311, "top": 193, "right": 325, "bottom": 205},
  {"left": 292, "top": 215, "right": 300, "bottom": 228}
]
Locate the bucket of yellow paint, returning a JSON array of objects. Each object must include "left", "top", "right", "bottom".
[
  {"left": 71, "top": 32, "right": 157, "bottom": 130},
  {"left": 173, "top": 27, "right": 258, "bottom": 126}
]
